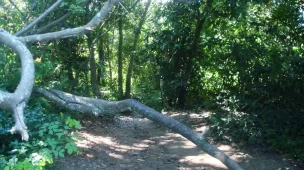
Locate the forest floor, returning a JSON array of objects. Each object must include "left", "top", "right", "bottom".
[{"left": 54, "top": 110, "right": 303, "bottom": 170}]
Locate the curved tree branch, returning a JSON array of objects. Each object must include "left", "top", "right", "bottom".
[
  {"left": 14, "top": 0, "right": 64, "bottom": 36},
  {"left": 0, "top": 1, "right": 244, "bottom": 169},
  {"left": 0, "top": 29, "right": 35, "bottom": 141},
  {"left": 18, "top": 27, "right": 89, "bottom": 43},
  {"left": 35, "top": 88, "right": 244, "bottom": 170},
  {"left": 18, "top": 0, "right": 122, "bottom": 44},
  {"left": 0, "top": 0, "right": 122, "bottom": 141}
]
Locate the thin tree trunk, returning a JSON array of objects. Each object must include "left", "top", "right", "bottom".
[
  {"left": 97, "top": 38, "right": 106, "bottom": 87},
  {"left": 107, "top": 45, "right": 113, "bottom": 88},
  {"left": 88, "top": 35, "right": 100, "bottom": 97},
  {"left": 67, "top": 63, "right": 77, "bottom": 92},
  {"left": 125, "top": 0, "right": 152, "bottom": 99},
  {"left": 118, "top": 7, "right": 124, "bottom": 99},
  {"left": 177, "top": 0, "right": 213, "bottom": 107}
]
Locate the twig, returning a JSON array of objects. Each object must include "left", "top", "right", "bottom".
[
  {"left": 14, "top": 0, "right": 64, "bottom": 36},
  {"left": 118, "top": 2, "right": 136, "bottom": 26},
  {"left": 36, "top": 0, "right": 91, "bottom": 34},
  {"left": 8, "top": 0, "right": 26, "bottom": 19},
  {"left": 36, "top": 12, "right": 72, "bottom": 34},
  {"left": 99, "top": 0, "right": 140, "bottom": 37}
]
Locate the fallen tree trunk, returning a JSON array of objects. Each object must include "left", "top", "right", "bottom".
[{"left": 35, "top": 88, "right": 243, "bottom": 170}]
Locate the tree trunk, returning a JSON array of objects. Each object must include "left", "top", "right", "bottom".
[
  {"left": 88, "top": 35, "right": 100, "bottom": 97},
  {"left": 0, "top": 29, "right": 35, "bottom": 141},
  {"left": 97, "top": 38, "right": 106, "bottom": 87},
  {"left": 34, "top": 87, "right": 244, "bottom": 170},
  {"left": 118, "top": 7, "right": 124, "bottom": 99},
  {"left": 0, "top": 1, "right": 244, "bottom": 169},
  {"left": 0, "top": 0, "right": 128, "bottom": 141},
  {"left": 177, "top": 0, "right": 212, "bottom": 107},
  {"left": 125, "top": 0, "right": 152, "bottom": 99},
  {"left": 107, "top": 45, "right": 113, "bottom": 89}
]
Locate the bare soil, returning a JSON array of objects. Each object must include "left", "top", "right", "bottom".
[{"left": 54, "top": 110, "right": 303, "bottom": 170}]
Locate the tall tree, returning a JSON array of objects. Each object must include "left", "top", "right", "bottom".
[
  {"left": 118, "top": 5, "right": 124, "bottom": 99},
  {"left": 97, "top": 37, "right": 106, "bottom": 87},
  {"left": 88, "top": 34, "right": 101, "bottom": 97},
  {"left": 177, "top": 0, "right": 213, "bottom": 107},
  {"left": 3, "top": 0, "right": 278, "bottom": 169},
  {"left": 125, "top": 0, "right": 152, "bottom": 98}
]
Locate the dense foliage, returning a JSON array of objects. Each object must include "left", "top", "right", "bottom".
[
  {"left": 0, "top": 104, "right": 81, "bottom": 169},
  {"left": 0, "top": 0, "right": 304, "bottom": 167}
]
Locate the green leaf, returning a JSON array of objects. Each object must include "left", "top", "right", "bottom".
[
  {"left": 58, "top": 149, "right": 65, "bottom": 158},
  {"left": 65, "top": 142, "right": 78, "bottom": 155},
  {"left": 48, "top": 129, "right": 54, "bottom": 135},
  {"left": 74, "top": 121, "right": 82, "bottom": 129}
]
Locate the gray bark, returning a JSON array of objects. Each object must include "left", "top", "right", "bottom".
[
  {"left": 14, "top": 0, "right": 64, "bottom": 36},
  {"left": 18, "top": 0, "right": 122, "bottom": 44},
  {"left": 35, "top": 88, "right": 244, "bottom": 170},
  {"left": 36, "top": 0, "right": 91, "bottom": 34},
  {"left": 0, "top": 0, "right": 122, "bottom": 141},
  {"left": 0, "top": 0, "right": 244, "bottom": 169},
  {"left": 0, "top": 29, "right": 35, "bottom": 141}
]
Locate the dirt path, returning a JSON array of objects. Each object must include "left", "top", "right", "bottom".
[{"left": 55, "top": 111, "right": 303, "bottom": 170}]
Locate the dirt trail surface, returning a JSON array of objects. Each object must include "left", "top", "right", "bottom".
[{"left": 55, "top": 111, "right": 303, "bottom": 170}]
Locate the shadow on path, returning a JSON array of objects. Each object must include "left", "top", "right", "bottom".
[{"left": 55, "top": 111, "right": 303, "bottom": 170}]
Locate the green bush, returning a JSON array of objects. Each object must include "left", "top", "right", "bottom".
[
  {"left": 209, "top": 110, "right": 262, "bottom": 144},
  {"left": 0, "top": 105, "right": 82, "bottom": 170},
  {"left": 208, "top": 98, "right": 304, "bottom": 161}
]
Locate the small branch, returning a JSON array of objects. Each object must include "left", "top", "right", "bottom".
[
  {"left": 118, "top": 2, "right": 136, "bottom": 26},
  {"left": 18, "top": 0, "right": 122, "bottom": 43},
  {"left": 8, "top": 0, "right": 26, "bottom": 19},
  {"left": 36, "top": 12, "right": 72, "bottom": 34},
  {"left": 240, "top": 95, "right": 264, "bottom": 111},
  {"left": 86, "top": 0, "right": 122, "bottom": 28},
  {"left": 98, "top": 0, "right": 140, "bottom": 38},
  {"left": 129, "top": 0, "right": 141, "bottom": 10},
  {"left": 173, "top": 0, "right": 194, "bottom": 4},
  {"left": 18, "top": 27, "right": 89, "bottom": 43},
  {"left": 14, "top": 0, "right": 64, "bottom": 36},
  {"left": 36, "top": 0, "right": 91, "bottom": 34}
]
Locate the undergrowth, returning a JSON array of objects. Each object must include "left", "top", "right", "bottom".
[
  {"left": 207, "top": 95, "right": 304, "bottom": 162},
  {"left": 0, "top": 104, "right": 82, "bottom": 170}
]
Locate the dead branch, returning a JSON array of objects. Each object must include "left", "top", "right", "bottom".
[
  {"left": 35, "top": 88, "right": 244, "bottom": 170},
  {"left": 0, "top": 29, "right": 35, "bottom": 141}
]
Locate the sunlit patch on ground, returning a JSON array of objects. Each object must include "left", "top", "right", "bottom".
[{"left": 54, "top": 111, "right": 303, "bottom": 170}]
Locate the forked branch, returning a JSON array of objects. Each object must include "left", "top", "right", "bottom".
[
  {"left": 0, "top": 29, "right": 35, "bottom": 141},
  {"left": 14, "top": 0, "right": 64, "bottom": 36},
  {"left": 18, "top": 0, "right": 122, "bottom": 44}
]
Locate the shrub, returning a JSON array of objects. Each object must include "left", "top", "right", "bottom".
[{"left": 0, "top": 105, "right": 82, "bottom": 169}]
